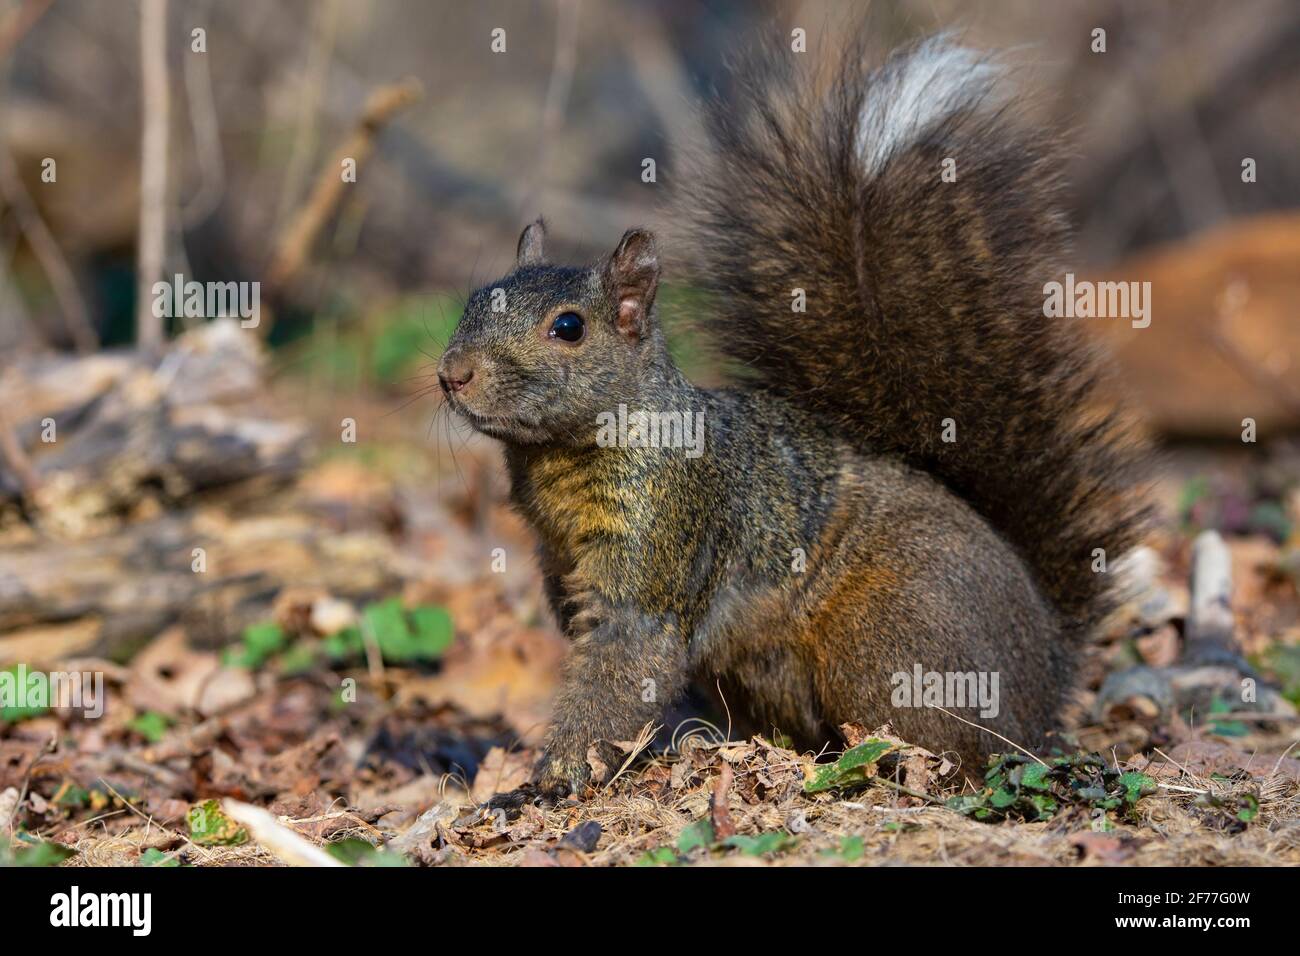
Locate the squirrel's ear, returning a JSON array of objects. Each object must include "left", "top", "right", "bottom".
[
  {"left": 516, "top": 218, "right": 547, "bottom": 267},
  {"left": 605, "top": 228, "right": 659, "bottom": 341}
]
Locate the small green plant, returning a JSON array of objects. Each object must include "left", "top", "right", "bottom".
[
  {"left": 0, "top": 835, "right": 75, "bottom": 867},
  {"left": 1194, "top": 791, "right": 1260, "bottom": 832},
  {"left": 222, "top": 621, "right": 288, "bottom": 669},
  {"left": 140, "top": 848, "right": 182, "bottom": 867},
  {"left": 325, "top": 838, "right": 409, "bottom": 867},
  {"left": 635, "top": 818, "right": 798, "bottom": 865},
  {"left": 223, "top": 599, "right": 455, "bottom": 673},
  {"left": 1206, "top": 696, "right": 1249, "bottom": 737},
  {"left": 1257, "top": 643, "right": 1300, "bottom": 708},
  {"left": 947, "top": 752, "right": 1156, "bottom": 823},
  {"left": 128, "top": 710, "right": 174, "bottom": 743},
  {"left": 635, "top": 846, "right": 680, "bottom": 867},
  {"left": 0, "top": 664, "right": 50, "bottom": 723},
  {"left": 803, "top": 738, "right": 899, "bottom": 793},
  {"left": 820, "top": 835, "right": 866, "bottom": 860},
  {"left": 675, "top": 819, "right": 715, "bottom": 854},
  {"left": 358, "top": 598, "right": 454, "bottom": 664},
  {"left": 723, "top": 832, "right": 797, "bottom": 857},
  {"left": 51, "top": 781, "right": 90, "bottom": 810},
  {"left": 187, "top": 799, "right": 248, "bottom": 847}
]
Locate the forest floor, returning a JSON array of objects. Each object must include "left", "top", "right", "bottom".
[{"left": 2, "top": 355, "right": 1299, "bottom": 868}]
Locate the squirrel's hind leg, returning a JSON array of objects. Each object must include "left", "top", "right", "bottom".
[{"left": 790, "top": 476, "right": 1066, "bottom": 778}]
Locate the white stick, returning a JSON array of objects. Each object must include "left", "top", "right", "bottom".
[
  {"left": 1186, "top": 529, "right": 1237, "bottom": 658},
  {"left": 221, "top": 799, "right": 343, "bottom": 867}
]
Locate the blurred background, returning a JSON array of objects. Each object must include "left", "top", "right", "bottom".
[
  {"left": 0, "top": 0, "right": 1299, "bottom": 846},
  {"left": 3, "top": 0, "right": 1300, "bottom": 417}
]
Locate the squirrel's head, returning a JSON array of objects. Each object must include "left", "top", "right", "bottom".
[{"left": 439, "top": 218, "right": 665, "bottom": 446}]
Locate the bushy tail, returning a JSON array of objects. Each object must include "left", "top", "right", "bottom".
[{"left": 682, "top": 35, "right": 1149, "bottom": 637}]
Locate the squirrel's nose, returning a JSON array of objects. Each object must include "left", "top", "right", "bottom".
[{"left": 438, "top": 352, "right": 476, "bottom": 394}]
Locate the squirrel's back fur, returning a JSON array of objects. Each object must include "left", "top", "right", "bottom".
[{"left": 683, "top": 35, "right": 1149, "bottom": 646}]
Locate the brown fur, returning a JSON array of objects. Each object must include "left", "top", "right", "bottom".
[{"left": 438, "top": 35, "right": 1149, "bottom": 795}]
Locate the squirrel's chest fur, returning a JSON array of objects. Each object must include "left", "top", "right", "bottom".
[
  {"left": 503, "top": 393, "right": 855, "bottom": 644},
  {"left": 505, "top": 443, "right": 684, "bottom": 620},
  {"left": 510, "top": 446, "right": 631, "bottom": 560}
]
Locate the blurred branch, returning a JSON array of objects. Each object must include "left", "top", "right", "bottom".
[
  {"left": 135, "top": 0, "right": 169, "bottom": 351},
  {"left": 521, "top": 0, "right": 579, "bottom": 217},
  {"left": 272, "top": 0, "right": 340, "bottom": 232},
  {"left": 618, "top": 1, "right": 707, "bottom": 161},
  {"left": 0, "top": 407, "right": 39, "bottom": 502},
  {"left": 263, "top": 77, "right": 422, "bottom": 306},
  {"left": 1123, "top": 5, "right": 1228, "bottom": 236},
  {"left": 0, "top": 147, "right": 97, "bottom": 351},
  {"left": 0, "top": 212, "right": 28, "bottom": 346},
  {"left": 180, "top": 0, "right": 225, "bottom": 227},
  {"left": 0, "top": 0, "right": 52, "bottom": 60}
]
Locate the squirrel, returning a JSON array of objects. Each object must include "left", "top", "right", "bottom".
[{"left": 437, "top": 35, "right": 1148, "bottom": 796}]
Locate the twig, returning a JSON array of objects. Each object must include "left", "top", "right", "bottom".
[
  {"left": 0, "top": 0, "right": 52, "bottom": 60},
  {"left": 135, "top": 0, "right": 170, "bottom": 351},
  {"left": 0, "top": 149, "right": 98, "bottom": 351},
  {"left": 617, "top": 0, "right": 708, "bottom": 159},
  {"left": 874, "top": 805, "right": 932, "bottom": 814},
  {"left": 871, "top": 776, "right": 944, "bottom": 805},
  {"left": 927, "top": 705, "right": 1049, "bottom": 767},
  {"left": 180, "top": 0, "right": 226, "bottom": 226},
  {"left": 521, "top": 0, "right": 579, "bottom": 216},
  {"left": 1157, "top": 782, "right": 1211, "bottom": 795},
  {"left": 271, "top": 0, "right": 340, "bottom": 232},
  {"left": 95, "top": 778, "right": 190, "bottom": 844},
  {"left": 8, "top": 733, "right": 56, "bottom": 837},
  {"left": 221, "top": 799, "right": 343, "bottom": 867},
  {"left": 358, "top": 613, "right": 385, "bottom": 684},
  {"left": 0, "top": 406, "right": 39, "bottom": 499},
  {"left": 263, "top": 78, "right": 422, "bottom": 303},
  {"left": 1269, "top": 740, "right": 1299, "bottom": 782},
  {"left": 669, "top": 716, "right": 726, "bottom": 751},
  {"left": 74, "top": 809, "right": 130, "bottom": 829},
  {"left": 108, "top": 751, "right": 190, "bottom": 793},
  {"left": 603, "top": 721, "right": 659, "bottom": 790},
  {"left": 715, "top": 678, "right": 733, "bottom": 742},
  {"left": 1153, "top": 746, "right": 1194, "bottom": 777},
  {"left": 1131, "top": 11, "right": 1229, "bottom": 236}
]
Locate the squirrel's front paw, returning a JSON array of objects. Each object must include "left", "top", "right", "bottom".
[{"left": 533, "top": 751, "right": 591, "bottom": 801}]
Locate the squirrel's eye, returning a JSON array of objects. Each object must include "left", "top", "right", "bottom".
[{"left": 549, "top": 311, "right": 585, "bottom": 343}]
